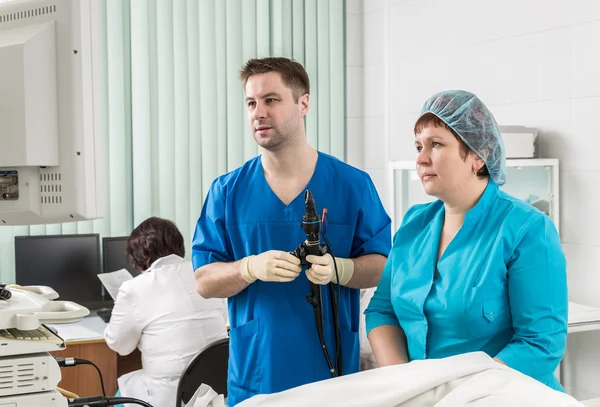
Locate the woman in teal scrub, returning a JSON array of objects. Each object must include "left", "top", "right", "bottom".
[{"left": 365, "top": 90, "right": 568, "bottom": 391}]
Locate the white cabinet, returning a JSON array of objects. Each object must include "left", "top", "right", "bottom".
[{"left": 387, "top": 158, "right": 560, "bottom": 234}]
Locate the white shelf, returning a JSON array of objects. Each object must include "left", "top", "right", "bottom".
[
  {"left": 387, "top": 158, "right": 561, "bottom": 235},
  {"left": 567, "top": 301, "right": 600, "bottom": 334},
  {"left": 388, "top": 158, "right": 559, "bottom": 170}
]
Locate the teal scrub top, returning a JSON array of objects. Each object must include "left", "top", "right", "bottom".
[
  {"left": 192, "top": 152, "right": 391, "bottom": 406},
  {"left": 365, "top": 181, "right": 568, "bottom": 391}
]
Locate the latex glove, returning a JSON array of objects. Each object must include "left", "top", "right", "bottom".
[
  {"left": 305, "top": 253, "right": 355, "bottom": 286},
  {"left": 240, "top": 250, "right": 302, "bottom": 283}
]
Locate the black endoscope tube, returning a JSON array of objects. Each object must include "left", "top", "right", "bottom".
[
  {"left": 322, "top": 231, "right": 343, "bottom": 376},
  {"left": 301, "top": 191, "right": 337, "bottom": 377}
]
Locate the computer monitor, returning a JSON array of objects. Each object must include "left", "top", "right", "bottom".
[
  {"left": 102, "top": 236, "right": 135, "bottom": 276},
  {"left": 14, "top": 233, "right": 105, "bottom": 309}
]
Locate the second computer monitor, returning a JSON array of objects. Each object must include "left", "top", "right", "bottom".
[
  {"left": 15, "top": 234, "right": 104, "bottom": 308},
  {"left": 102, "top": 236, "right": 135, "bottom": 276}
]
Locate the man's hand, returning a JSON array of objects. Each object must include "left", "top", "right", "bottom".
[
  {"left": 240, "top": 250, "right": 302, "bottom": 283},
  {"left": 305, "top": 253, "right": 355, "bottom": 286}
]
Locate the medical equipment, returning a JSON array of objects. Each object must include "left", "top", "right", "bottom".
[
  {"left": 0, "top": 285, "right": 89, "bottom": 332},
  {"left": 0, "top": 391, "right": 69, "bottom": 407},
  {"left": 291, "top": 190, "right": 343, "bottom": 377},
  {"left": 0, "top": 285, "right": 155, "bottom": 407},
  {"left": 0, "top": 285, "right": 84, "bottom": 406},
  {"left": 0, "top": 0, "right": 105, "bottom": 225},
  {"left": 0, "top": 324, "right": 65, "bottom": 356},
  {"left": 0, "top": 353, "right": 63, "bottom": 398}
]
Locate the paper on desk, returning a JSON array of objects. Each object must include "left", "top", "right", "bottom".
[
  {"left": 97, "top": 268, "right": 133, "bottom": 300},
  {"left": 47, "top": 323, "right": 102, "bottom": 341}
]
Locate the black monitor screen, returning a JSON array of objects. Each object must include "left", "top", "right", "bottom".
[
  {"left": 102, "top": 237, "right": 135, "bottom": 276},
  {"left": 14, "top": 234, "right": 103, "bottom": 308}
]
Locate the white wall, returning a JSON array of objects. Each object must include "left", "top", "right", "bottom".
[{"left": 352, "top": 0, "right": 600, "bottom": 400}]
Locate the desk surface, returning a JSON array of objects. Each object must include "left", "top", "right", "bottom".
[
  {"left": 45, "top": 301, "right": 600, "bottom": 344},
  {"left": 47, "top": 311, "right": 107, "bottom": 344},
  {"left": 47, "top": 311, "right": 142, "bottom": 398}
]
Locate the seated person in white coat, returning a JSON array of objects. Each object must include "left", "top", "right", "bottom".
[{"left": 104, "top": 216, "right": 228, "bottom": 407}]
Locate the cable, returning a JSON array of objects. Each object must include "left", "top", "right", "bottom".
[
  {"left": 108, "top": 398, "right": 153, "bottom": 407},
  {"left": 57, "top": 386, "right": 79, "bottom": 399},
  {"left": 55, "top": 357, "right": 106, "bottom": 397},
  {"left": 0, "top": 283, "right": 12, "bottom": 300},
  {"left": 67, "top": 396, "right": 153, "bottom": 407},
  {"left": 305, "top": 248, "right": 337, "bottom": 378},
  {"left": 321, "top": 231, "right": 343, "bottom": 376}
]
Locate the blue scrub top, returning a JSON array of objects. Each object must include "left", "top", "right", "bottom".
[
  {"left": 192, "top": 152, "right": 391, "bottom": 406},
  {"left": 365, "top": 181, "right": 568, "bottom": 391}
]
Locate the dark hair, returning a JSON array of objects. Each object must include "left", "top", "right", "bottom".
[
  {"left": 239, "top": 57, "right": 310, "bottom": 103},
  {"left": 125, "top": 217, "right": 185, "bottom": 273},
  {"left": 414, "top": 113, "right": 490, "bottom": 179}
]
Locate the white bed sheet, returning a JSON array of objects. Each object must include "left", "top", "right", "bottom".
[{"left": 238, "top": 352, "right": 583, "bottom": 407}]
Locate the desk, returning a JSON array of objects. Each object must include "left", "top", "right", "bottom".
[
  {"left": 559, "top": 301, "right": 600, "bottom": 389},
  {"left": 48, "top": 313, "right": 142, "bottom": 397},
  {"left": 45, "top": 302, "right": 597, "bottom": 397},
  {"left": 568, "top": 301, "right": 600, "bottom": 334}
]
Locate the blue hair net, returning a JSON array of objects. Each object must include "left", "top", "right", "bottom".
[{"left": 419, "top": 90, "right": 506, "bottom": 186}]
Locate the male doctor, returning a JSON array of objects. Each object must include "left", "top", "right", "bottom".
[{"left": 192, "top": 57, "right": 391, "bottom": 406}]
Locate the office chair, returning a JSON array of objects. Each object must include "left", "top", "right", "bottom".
[{"left": 176, "top": 337, "right": 230, "bottom": 406}]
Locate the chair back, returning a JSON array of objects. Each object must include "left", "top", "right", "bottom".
[{"left": 176, "top": 337, "right": 229, "bottom": 406}]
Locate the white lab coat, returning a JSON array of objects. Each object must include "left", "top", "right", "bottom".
[{"left": 104, "top": 254, "right": 228, "bottom": 407}]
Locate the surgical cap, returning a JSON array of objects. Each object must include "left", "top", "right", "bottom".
[{"left": 419, "top": 90, "right": 506, "bottom": 186}]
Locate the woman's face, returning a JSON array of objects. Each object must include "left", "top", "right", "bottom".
[{"left": 414, "top": 125, "right": 483, "bottom": 200}]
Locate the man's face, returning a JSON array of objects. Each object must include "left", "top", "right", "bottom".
[{"left": 244, "top": 72, "right": 309, "bottom": 151}]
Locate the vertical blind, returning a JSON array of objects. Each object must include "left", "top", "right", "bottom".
[{"left": 0, "top": 0, "right": 346, "bottom": 283}]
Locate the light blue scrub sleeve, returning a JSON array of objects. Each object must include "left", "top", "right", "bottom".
[
  {"left": 495, "top": 215, "right": 568, "bottom": 378},
  {"left": 364, "top": 255, "right": 402, "bottom": 334},
  {"left": 364, "top": 203, "right": 422, "bottom": 334},
  {"left": 191, "top": 179, "right": 232, "bottom": 271},
  {"left": 364, "top": 227, "right": 407, "bottom": 335},
  {"left": 351, "top": 174, "right": 392, "bottom": 257}
]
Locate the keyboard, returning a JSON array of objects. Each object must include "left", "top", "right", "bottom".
[
  {"left": 0, "top": 324, "right": 65, "bottom": 356},
  {"left": 97, "top": 308, "right": 112, "bottom": 323}
]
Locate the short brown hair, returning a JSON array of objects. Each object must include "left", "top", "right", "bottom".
[
  {"left": 414, "top": 113, "right": 490, "bottom": 179},
  {"left": 125, "top": 217, "right": 185, "bottom": 273},
  {"left": 239, "top": 57, "right": 310, "bottom": 103}
]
